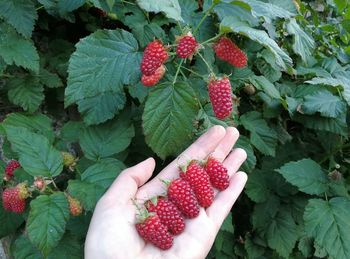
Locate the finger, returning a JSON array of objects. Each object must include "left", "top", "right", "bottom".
[
  {"left": 224, "top": 148, "right": 248, "bottom": 177},
  {"left": 210, "top": 127, "right": 240, "bottom": 162},
  {"left": 206, "top": 171, "right": 248, "bottom": 229},
  {"left": 103, "top": 158, "right": 156, "bottom": 204},
  {"left": 136, "top": 125, "right": 226, "bottom": 199}
]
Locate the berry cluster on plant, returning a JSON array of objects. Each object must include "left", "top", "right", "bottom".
[{"left": 139, "top": 33, "right": 247, "bottom": 120}]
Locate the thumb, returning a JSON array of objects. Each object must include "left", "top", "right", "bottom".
[{"left": 103, "top": 157, "right": 156, "bottom": 204}]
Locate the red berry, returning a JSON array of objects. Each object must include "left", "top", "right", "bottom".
[
  {"left": 2, "top": 185, "right": 27, "bottom": 214},
  {"left": 141, "top": 40, "right": 168, "bottom": 76},
  {"left": 205, "top": 157, "right": 230, "bottom": 190},
  {"left": 136, "top": 214, "right": 173, "bottom": 250},
  {"left": 141, "top": 65, "right": 166, "bottom": 87},
  {"left": 5, "top": 160, "right": 20, "bottom": 177},
  {"left": 180, "top": 161, "right": 214, "bottom": 208},
  {"left": 213, "top": 37, "right": 247, "bottom": 68},
  {"left": 208, "top": 77, "right": 233, "bottom": 119},
  {"left": 167, "top": 178, "right": 200, "bottom": 218},
  {"left": 146, "top": 197, "right": 185, "bottom": 235},
  {"left": 67, "top": 196, "right": 83, "bottom": 216},
  {"left": 176, "top": 34, "right": 199, "bottom": 58}
]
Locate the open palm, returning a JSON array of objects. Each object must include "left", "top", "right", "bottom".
[{"left": 85, "top": 126, "right": 247, "bottom": 259}]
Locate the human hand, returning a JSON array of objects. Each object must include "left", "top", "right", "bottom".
[{"left": 85, "top": 126, "right": 247, "bottom": 259}]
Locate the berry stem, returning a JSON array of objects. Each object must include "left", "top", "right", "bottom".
[
  {"left": 51, "top": 178, "right": 59, "bottom": 190},
  {"left": 177, "top": 65, "right": 207, "bottom": 79},
  {"left": 201, "top": 33, "right": 224, "bottom": 45},
  {"left": 36, "top": 5, "right": 44, "bottom": 11},
  {"left": 193, "top": 3, "right": 216, "bottom": 35},
  {"left": 121, "top": 0, "right": 136, "bottom": 5},
  {"left": 172, "top": 59, "right": 184, "bottom": 85},
  {"left": 197, "top": 51, "right": 215, "bottom": 75}
]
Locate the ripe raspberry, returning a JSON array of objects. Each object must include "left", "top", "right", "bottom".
[
  {"left": 136, "top": 213, "right": 173, "bottom": 250},
  {"left": 146, "top": 197, "right": 185, "bottom": 235},
  {"left": 213, "top": 37, "right": 247, "bottom": 68},
  {"left": 5, "top": 160, "right": 21, "bottom": 177},
  {"left": 208, "top": 77, "right": 233, "bottom": 119},
  {"left": 204, "top": 157, "right": 230, "bottom": 190},
  {"left": 176, "top": 34, "right": 199, "bottom": 59},
  {"left": 67, "top": 195, "right": 83, "bottom": 216},
  {"left": 140, "top": 40, "right": 168, "bottom": 76},
  {"left": 167, "top": 178, "right": 200, "bottom": 218},
  {"left": 2, "top": 183, "right": 28, "bottom": 213},
  {"left": 141, "top": 65, "right": 166, "bottom": 87},
  {"left": 180, "top": 161, "right": 214, "bottom": 208}
]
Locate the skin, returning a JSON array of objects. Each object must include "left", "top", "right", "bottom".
[{"left": 85, "top": 126, "right": 248, "bottom": 259}]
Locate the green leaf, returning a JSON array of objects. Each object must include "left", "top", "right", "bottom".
[
  {"left": 245, "top": 170, "right": 271, "bottom": 203},
  {"left": 77, "top": 91, "right": 126, "bottom": 125},
  {"left": 81, "top": 158, "right": 125, "bottom": 189},
  {"left": 293, "top": 114, "right": 348, "bottom": 137},
  {"left": 242, "top": 0, "right": 294, "bottom": 23},
  {"left": 7, "top": 75, "right": 44, "bottom": 113},
  {"left": 220, "top": 20, "right": 292, "bottom": 71},
  {"left": 0, "top": 0, "right": 37, "bottom": 38},
  {"left": 13, "top": 235, "right": 42, "bottom": 259},
  {"left": 4, "top": 126, "right": 63, "bottom": 177},
  {"left": 298, "top": 235, "right": 313, "bottom": 258},
  {"left": 214, "top": 2, "right": 258, "bottom": 27},
  {"left": 65, "top": 29, "right": 142, "bottom": 125},
  {"left": 244, "top": 236, "right": 265, "bottom": 259},
  {"left": 266, "top": 209, "right": 299, "bottom": 258},
  {"left": 142, "top": 82, "right": 199, "bottom": 159},
  {"left": 285, "top": 18, "right": 315, "bottom": 63},
  {"left": 252, "top": 195, "right": 280, "bottom": 232},
  {"left": 276, "top": 159, "right": 328, "bottom": 195},
  {"left": 67, "top": 180, "right": 100, "bottom": 211},
  {"left": 0, "top": 203, "right": 24, "bottom": 238},
  {"left": 0, "top": 23, "right": 39, "bottom": 73},
  {"left": 79, "top": 113, "right": 134, "bottom": 161},
  {"left": 0, "top": 113, "right": 54, "bottom": 142},
  {"left": 38, "top": 0, "right": 85, "bottom": 17},
  {"left": 60, "top": 121, "right": 84, "bottom": 142},
  {"left": 304, "top": 197, "right": 350, "bottom": 259},
  {"left": 240, "top": 111, "right": 278, "bottom": 156},
  {"left": 39, "top": 69, "right": 63, "bottom": 88},
  {"left": 47, "top": 233, "right": 82, "bottom": 259},
  {"left": 137, "top": 0, "right": 183, "bottom": 22},
  {"left": 27, "top": 193, "right": 70, "bottom": 256},
  {"left": 68, "top": 158, "right": 124, "bottom": 210},
  {"left": 132, "top": 23, "right": 166, "bottom": 48},
  {"left": 235, "top": 135, "right": 256, "bottom": 172},
  {"left": 302, "top": 90, "right": 346, "bottom": 118},
  {"left": 221, "top": 213, "right": 234, "bottom": 233},
  {"left": 249, "top": 75, "right": 281, "bottom": 99}
]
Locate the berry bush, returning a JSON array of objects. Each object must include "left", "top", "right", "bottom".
[{"left": 1, "top": 0, "right": 350, "bottom": 258}]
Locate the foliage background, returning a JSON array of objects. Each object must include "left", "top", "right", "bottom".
[{"left": 0, "top": 0, "right": 350, "bottom": 258}]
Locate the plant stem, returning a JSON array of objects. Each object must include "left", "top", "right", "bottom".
[
  {"left": 179, "top": 67, "right": 187, "bottom": 80},
  {"left": 36, "top": 5, "right": 44, "bottom": 11},
  {"left": 201, "top": 33, "right": 223, "bottom": 45},
  {"left": 121, "top": 0, "right": 136, "bottom": 5},
  {"left": 179, "top": 65, "right": 207, "bottom": 79},
  {"left": 193, "top": 3, "right": 215, "bottom": 34},
  {"left": 173, "top": 59, "right": 184, "bottom": 85},
  {"left": 0, "top": 74, "right": 14, "bottom": 78},
  {"left": 197, "top": 51, "right": 214, "bottom": 75},
  {"left": 51, "top": 178, "right": 59, "bottom": 190}
]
